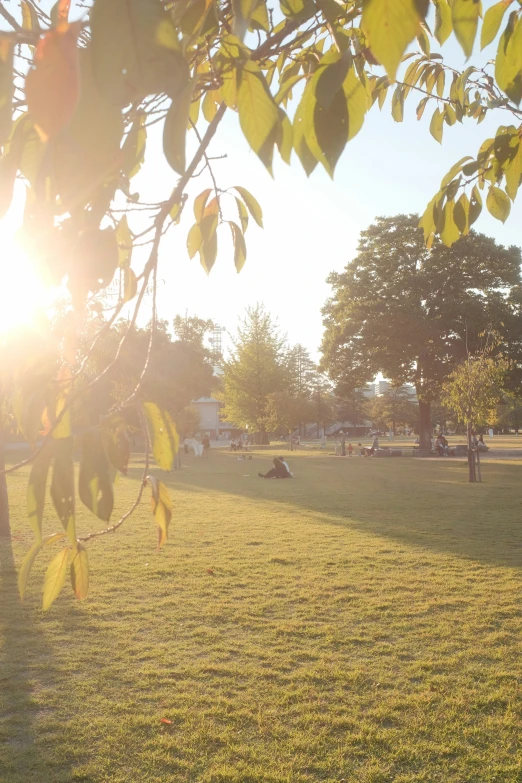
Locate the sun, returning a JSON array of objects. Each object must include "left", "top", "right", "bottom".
[{"left": 0, "top": 229, "right": 57, "bottom": 335}]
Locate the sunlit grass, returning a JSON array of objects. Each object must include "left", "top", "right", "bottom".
[{"left": 2, "top": 449, "right": 522, "bottom": 782}]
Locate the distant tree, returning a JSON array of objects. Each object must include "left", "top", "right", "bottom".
[
  {"left": 334, "top": 388, "right": 370, "bottom": 430},
  {"left": 370, "top": 387, "right": 417, "bottom": 434},
  {"left": 496, "top": 393, "right": 522, "bottom": 434},
  {"left": 321, "top": 216, "right": 522, "bottom": 451},
  {"left": 220, "top": 306, "right": 289, "bottom": 443},
  {"left": 176, "top": 405, "right": 201, "bottom": 438},
  {"left": 265, "top": 392, "right": 314, "bottom": 440},
  {"left": 442, "top": 339, "right": 509, "bottom": 482},
  {"left": 172, "top": 315, "right": 215, "bottom": 352}
]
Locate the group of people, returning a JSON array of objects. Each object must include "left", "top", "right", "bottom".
[
  {"left": 339, "top": 431, "right": 380, "bottom": 457},
  {"left": 183, "top": 434, "right": 211, "bottom": 459},
  {"left": 434, "top": 434, "right": 450, "bottom": 456},
  {"left": 259, "top": 457, "right": 293, "bottom": 479}
]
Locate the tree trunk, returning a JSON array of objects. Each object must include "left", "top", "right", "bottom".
[
  {"left": 418, "top": 400, "right": 431, "bottom": 451},
  {"left": 0, "top": 427, "right": 10, "bottom": 538},
  {"left": 467, "top": 420, "right": 476, "bottom": 483}
]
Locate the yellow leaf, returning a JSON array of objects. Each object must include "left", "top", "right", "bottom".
[
  {"left": 70, "top": 544, "right": 89, "bottom": 600},
  {"left": 452, "top": 0, "right": 480, "bottom": 58},
  {"left": 481, "top": 0, "right": 512, "bottom": 49},
  {"left": 440, "top": 200, "right": 461, "bottom": 246},
  {"left": 236, "top": 62, "right": 279, "bottom": 171},
  {"left": 148, "top": 477, "right": 172, "bottom": 549},
  {"left": 42, "top": 547, "right": 69, "bottom": 611},
  {"left": 143, "top": 403, "right": 179, "bottom": 472},
  {"left": 362, "top": 0, "right": 429, "bottom": 80},
  {"left": 434, "top": 0, "right": 453, "bottom": 45},
  {"left": 18, "top": 541, "right": 42, "bottom": 600},
  {"left": 429, "top": 107, "right": 444, "bottom": 143},
  {"left": 486, "top": 185, "right": 511, "bottom": 222}
]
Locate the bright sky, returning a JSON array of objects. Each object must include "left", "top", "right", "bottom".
[{"left": 1, "top": 2, "right": 521, "bottom": 359}]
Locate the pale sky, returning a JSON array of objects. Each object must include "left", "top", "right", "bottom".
[{"left": 2, "top": 2, "right": 521, "bottom": 360}]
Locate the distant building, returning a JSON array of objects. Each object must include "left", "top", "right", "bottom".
[{"left": 191, "top": 397, "right": 221, "bottom": 437}]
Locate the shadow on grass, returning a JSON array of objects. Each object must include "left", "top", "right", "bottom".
[
  {"left": 164, "top": 453, "right": 522, "bottom": 570},
  {"left": 0, "top": 539, "right": 72, "bottom": 783}
]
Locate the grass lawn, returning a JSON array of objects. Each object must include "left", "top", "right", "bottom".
[{"left": 2, "top": 449, "right": 522, "bottom": 782}]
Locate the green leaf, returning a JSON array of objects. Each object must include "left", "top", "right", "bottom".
[
  {"left": 122, "top": 112, "right": 146, "bottom": 180},
  {"left": 101, "top": 415, "right": 130, "bottom": 475},
  {"left": 504, "top": 142, "right": 522, "bottom": 200},
  {"left": 481, "top": 0, "right": 512, "bottom": 49},
  {"left": 232, "top": 187, "right": 263, "bottom": 227},
  {"left": 361, "top": 0, "right": 429, "bottom": 80},
  {"left": 486, "top": 185, "right": 511, "bottom": 222},
  {"left": 148, "top": 476, "right": 172, "bottom": 549},
  {"left": 116, "top": 215, "right": 133, "bottom": 269},
  {"left": 453, "top": 192, "right": 470, "bottom": 234},
  {"left": 276, "top": 107, "right": 293, "bottom": 164},
  {"left": 344, "top": 67, "right": 367, "bottom": 140},
  {"left": 144, "top": 403, "right": 179, "bottom": 472},
  {"left": 391, "top": 85, "right": 404, "bottom": 122},
  {"left": 280, "top": 0, "right": 315, "bottom": 19},
  {"left": 274, "top": 74, "right": 305, "bottom": 105},
  {"left": 434, "top": 0, "right": 453, "bottom": 45},
  {"left": 0, "top": 41, "right": 13, "bottom": 146},
  {"left": 236, "top": 62, "right": 279, "bottom": 171},
  {"left": 469, "top": 184, "right": 482, "bottom": 225},
  {"left": 90, "top": 0, "right": 189, "bottom": 106},
  {"left": 50, "top": 437, "right": 75, "bottom": 543},
  {"left": 452, "top": 0, "right": 480, "bottom": 58},
  {"left": 27, "top": 443, "right": 53, "bottom": 543},
  {"left": 250, "top": 1, "right": 270, "bottom": 31},
  {"left": 441, "top": 156, "right": 473, "bottom": 187},
  {"left": 199, "top": 215, "right": 219, "bottom": 274},
  {"left": 51, "top": 46, "right": 124, "bottom": 211},
  {"left": 495, "top": 13, "right": 522, "bottom": 105},
  {"left": 293, "top": 82, "right": 318, "bottom": 176},
  {"left": 429, "top": 107, "right": 444, "bottom": 143},
  {"left": 229, "top": 221, "right": 247, "bottom": 272},
  {"left": 416, "top": 95, "right": 430, "bottom": 120},
  {"left": 163, "top": 80, "right": 195, "bottom": 175},
  {"left": 78, "top": 431, "right": 114, "bottom": 522},
  {"left": 70, "top": 544, "right": 89, "bottom": 600},
  {"left": 43, "top": 547, "right": 69, "bottom": 611},
  {"left": 18, "top": 541, "right": 43, "bottom": 601}
]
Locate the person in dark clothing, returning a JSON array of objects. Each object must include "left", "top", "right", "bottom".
[
  {"left": 258, "top": 458, "right": 291, "bottom": 479},
  {"left": 202, "top": 434, "right": 210, "bottom": 459}
]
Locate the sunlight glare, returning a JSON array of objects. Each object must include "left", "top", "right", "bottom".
[{"left": 0, "top": 230, "right": 58, "bottom": 335}]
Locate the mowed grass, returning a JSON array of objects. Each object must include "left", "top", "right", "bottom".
[{"left": 2, "top": 449, "right": 522, "bottom": 783}]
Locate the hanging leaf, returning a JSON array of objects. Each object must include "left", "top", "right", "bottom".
[
  {"left": 143, "top": 403, "right": 179, "bottom": 472},
  {"left": 0, "top": 41, "right": 13, "bottom": 146},
  {"left": 102, "top": 415, "right": 130, "bottom": 475},
  {"left": 18, "top": 541, "right": 43, "bottom": 601},
  {"left": 52, "top": 46, "right": 124, "bottom": 211},
  {"left": 27, "top": 442, "right": 53, "bottom": 543},
  {"left": 50, "top": 437, "right": 75, "bottom": 542},
  {"left": 235, "top": 196, "right": 249, "bottom": 232},
  {"left": 429, "top": 107, "right": 444, "bottom": 143},
  {"left": 481, "top": 0, "right": 512, "bottom": 49},
  {"left": 505, "top": 142, "right": 522, "bottom": 200},
  {"left": 391, "top": 85, "right": 404, "bottom": 122},
  {"left": 25, "top": 22, "right": 81, "bottom": 141},
  {"left": 451, "top": 0, "right": 480, "bottom": 58},
  {"left": 78, "top": 430, "right": 114, "bottom": 522},
  {"left": 361, "top": 0, "right": 429, "bottom": 80},
  {"left": 163, "top": 80, "right": 195, "bottom": 175},
  {"left": 90, "top": 0, "right": 190, "bottom": 107},
  {"left": 495, "top": 14, "right": 522, "bottom": 105},
  {"left": 22, "top": 0, "right": 40, "bottom": 31},
  {"left": 434, "top": 0, "right": 453, "bottom": 45},
  {"left": 148, "top": 476, "right": 172, "bottom": 549},
  {"left": 236, "top": 62, "right": 279, "bottom": 171},
  {"left": 344, "top": 67, "right": 367, "bottom": 140},
  {"left": 469, "top": 184, "right": 482, "bottom": 225},
  {"left": 293, "top": 83, "right": 318, "bottom": 176},
  {"left": 440, "top": 200, "right": 460, "bottom": 246},
  {"left": 229, "top": 221, "right": 247, "bottom": 272},
  {"left": 276, "top": 108, "right": 293, "bottom": 164},
  {"left": 122, "top": 112, "right": 146, "bottom": 179},
  {"left": 453, "top": 192, "right": 470, "bottom": 234},
  {"left": 187, "top": 223, "right": 203, "bottom": 259},
  {"left": 42, "top": 547, "right": 69, "bottom": 611},
  {"left": 232, "top": 186, "right": 263, "bottom": 227},
  {"left": 231, "top": 0, "right": 257, "bottom": 38},
  {"left": 70, "top": 544, "right": 89, "bottom": 600},
  {"left": 486, "top": 185, "right": 511, "bottom": 222},
  {"left": 199, "top": 215, "right": 219, "bottom": 274}
]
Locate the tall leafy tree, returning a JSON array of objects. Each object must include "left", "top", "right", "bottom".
[
  {"left": 321, "top": 215, "right": 522, "bottom": 450},
  {"left": 369, "top": 387, "right": 417, "bottom": 433},
  {"left": 220, "top": 305, "right": 289, "bottom": 442}
]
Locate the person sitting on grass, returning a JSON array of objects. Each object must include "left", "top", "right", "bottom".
[
  {"left": 279, "top": 456, "right": 293, "bottom": 476},
  {"left": 258, "top": 458, "right": 292, "bottom": 479}
]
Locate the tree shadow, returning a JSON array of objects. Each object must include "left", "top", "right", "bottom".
[
  {"left": 0, "top": 539, "right": 72, "bottom": 783},
  {"left": 165, "top": 453, "right": 522, "bottom": 570}
]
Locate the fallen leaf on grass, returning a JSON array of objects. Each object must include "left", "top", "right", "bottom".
[
  {"left": 206, "top": 568, "right": 215, "bottom": 575},
  {"left": 160, "top": 718, "right": 172, "bottom": 725}
]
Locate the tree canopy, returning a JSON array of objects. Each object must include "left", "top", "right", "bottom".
[{"left": 320, "top": 215, "right": 522, "bottom": 448}]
